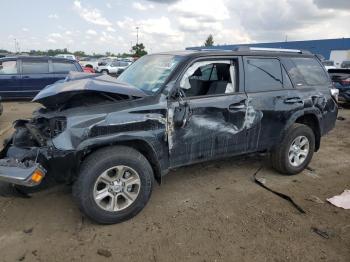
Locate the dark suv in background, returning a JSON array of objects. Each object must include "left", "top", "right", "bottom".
[
  {"left": 0, "top": 56, "right": 83, "bottom": 99},
  {"left": 0, "top": 48, "right": 338, "bottom": 224}
]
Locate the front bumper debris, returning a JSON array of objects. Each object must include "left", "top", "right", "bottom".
[{"left": 0, "top": 158, "right": 46, "bottom": 187}]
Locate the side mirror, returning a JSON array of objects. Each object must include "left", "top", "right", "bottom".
[{"left": 173, "top": 102, "right": 190, "bottom": 128}]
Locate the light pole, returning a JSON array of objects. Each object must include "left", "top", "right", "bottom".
[{"left": 136, "top": 26, "right": 139, "bottom": 46}]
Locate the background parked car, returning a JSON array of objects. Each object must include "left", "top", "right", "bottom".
[
  {"left": 341, "top": 60, "right": 350, "bottom": 69},
  {"left": 55, "top": 54, "right": 77, "bottom": 61},
  {"left": 0, "top": 97, "right": 2, "bottom": 116},
  {"left": 79, "top": 57, "right": 99, "bottom": 70},
  {"left": 96, "top": 60, "right": 131, "bottom": 76},
  {"left": 83, "top": 64, "right": 95, "bottom": 73},
  {"left": 322, "top": 60, "right": 336, "bottom": 70},
  {"left": 328, "top": 68, "right": 350, "bottom": 103},
  {"left": 0, "top": 56, "right": 83, "bottom": 99}
]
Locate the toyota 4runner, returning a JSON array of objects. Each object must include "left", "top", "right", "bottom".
[{"left": 0, "top": 47, "right": 338, "bottom": 224}]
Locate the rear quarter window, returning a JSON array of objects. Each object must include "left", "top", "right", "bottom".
[
  {"left": 288, "top": 57, "right": 330, "bottom": 86},
  {"left": 244, "top": 58, "right": 283, "bottom": 92}
]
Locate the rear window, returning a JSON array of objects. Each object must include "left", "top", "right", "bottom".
[
  {"left": 22, "top": 60, "right": 49, "bottom": 74},
  {"left": 244, "top": 58, "right": 283, "bottom": 92},
  {"left": 52, "top": 61, "right": 78, "bottom": 73},
  {"left": 0, "top": 60, "right": 17, "bottom": 74},
  {"left": 288, "top": 57, "right": 329, "bottom": 86}
]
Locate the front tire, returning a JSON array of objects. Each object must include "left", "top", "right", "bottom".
[
  {"left": 73, "top": 146, "right": 154, "bottom": 224},
  {"left": 271, "top": 123, "right": 315, "bottom": 175}
]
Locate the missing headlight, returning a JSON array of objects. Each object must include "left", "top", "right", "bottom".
[{"left": 49, "top": 117, "right": 67, "bottom": 137}]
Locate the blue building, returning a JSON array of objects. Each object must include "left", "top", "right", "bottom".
[{"left": 186, "top": 38, "right": 350, "bottom": 60}]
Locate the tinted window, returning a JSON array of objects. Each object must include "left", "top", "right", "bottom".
[
  {"left": 52, "top": 61, "right": 78, "bottom": 73},
  {"left": 22, "top": 60, "right": 49, "bottom": 74},
  {"left": 289, "top": 57, "right": 329, "bottom": 86},
  {"left": 244, "top": 58, "right": 283, "bottom": 92},
  {"left": 0, "top": 60, "right": 17, "bottom": 74}
]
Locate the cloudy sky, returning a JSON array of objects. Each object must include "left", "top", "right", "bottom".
[{"left": 0, "top": 0, "right": 349, "bottom": 54}]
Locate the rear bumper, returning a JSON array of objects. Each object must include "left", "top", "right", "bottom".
[{"left": 0, "top": 158, "right": 46, "bottom": 187}]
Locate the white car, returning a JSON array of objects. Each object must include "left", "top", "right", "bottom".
[
  {"left": 79, "top": 57, "right": 99, "bottom": 69},
  {"left": 55, "top": 54, "right": 77, "bottom": 60},
  {"left": 96, "top": 60, "right": 131, "bottom": 75},
  {"left": 322, "top": 60, "right": 336, "bottom": 71}
]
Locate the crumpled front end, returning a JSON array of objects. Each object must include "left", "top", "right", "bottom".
[{"left": 0, "top": 116, "right": 76, "bottom": 187}]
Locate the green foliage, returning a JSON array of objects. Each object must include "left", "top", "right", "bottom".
[
  {"left": 131, "top": 43, "right": 147, "bottom": 57},
  {"left": 73, "top": 50, "right": 86, "bottom": 57},
  {"left": 204, "top": 34, "right": 214, "bottom": 47}
]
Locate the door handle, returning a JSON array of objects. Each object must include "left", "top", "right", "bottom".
[
  {"left": 283, "top": 97, "right": 303, "bottom": 104},
  {"left": 23, "top": 76, "right": 30, "bottom": 79},
  {"left": 228, "top": 100, "right": 246, "bottom": 110}
]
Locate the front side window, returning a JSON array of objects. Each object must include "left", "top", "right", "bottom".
[
  {"left": 289, "top": 57, "right": 330, "bottom": 86},
  {"left": 22, "top": 60, "right": 49, "bottom": 74},
  {"left": 0, "top": 60, "right": 18, "bottom": 74},
  {"left": 118, "top": 54, "right": 183, "bottom": 94},
  {"left": 52, "top": 61, "right": 78, "bottom": 73},
  {"left": 180, "top": 60, "right": 236, "bottom": 97},
  {"left": 244, "top": 58, "right": 283, "bottom": 92}
]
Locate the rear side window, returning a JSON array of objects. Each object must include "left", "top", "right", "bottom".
[
  {"left": 244, "top": 58, "right": 283, "bottom": 92},
  {"left": 289, "top": 57, "right": 329, "bottom": 86},
  {"left": 22, "top": 60, "right": 49, "bottom": 74},
  {"left": 52, "top": 61, "right": 78, "bottom": 73},
  {"left": 0, "top": 60, "right": 17, "bottom": 74}
]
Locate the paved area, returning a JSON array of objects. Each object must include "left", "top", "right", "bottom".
[{"left": 0, "top": 101, "right": 349, "bottom": 262}]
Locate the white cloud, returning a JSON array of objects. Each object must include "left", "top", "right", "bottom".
[
  {"left": 22, "top": 27, "right": 29, "bottom": 32},
  {"left": 48, "top": 33, "right": 63, "bottom": 39},
  {"left": 86, "top": 29, "right": 98, "bottom": 35},
  {"left": 132, "top": 2, "right": 155, "bottom": 11},
  {"left": 47, "top": 32, "right": 74, "bottom": 45},
  {"left": 169, "top": 0, "right": 230, "bottom": 22},
  {"left": 48, "top": 14, "right": 59, "bottom": 19},
  {"left": 73, "top": 0, "right": 112, "bottom": 26},
  {"left": 107, "top": 26, "right": 116, "bottom": 32}
]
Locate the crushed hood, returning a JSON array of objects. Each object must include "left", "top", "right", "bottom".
[{"left": 33, "top": 72, "right": 147, "bottom": 107}]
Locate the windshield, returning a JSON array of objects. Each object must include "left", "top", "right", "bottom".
[{"left": 118, "top": 54, "right": 183, "bottom": 94}]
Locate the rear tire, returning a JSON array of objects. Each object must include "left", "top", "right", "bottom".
[
  {"left": 101, "top": 70, "right": 109, "bottom": 75},
  {"left": 73, "top": 146, "right": 154, "bottom": 224},
  {"left": 271, "top": 123, "right": 315, "bottom": 175}
]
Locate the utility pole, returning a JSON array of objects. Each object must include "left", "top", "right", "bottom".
[{"left": 136, "top": 26, "right": 139, "bottom": 46}]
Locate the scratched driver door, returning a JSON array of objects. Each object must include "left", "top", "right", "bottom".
[{"left": 167, "top": 58, "right": 251, "bottom": 167}]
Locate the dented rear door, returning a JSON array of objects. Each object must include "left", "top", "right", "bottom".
[{"left": 243, "top": 57, "right": 299, "bottom": 151}]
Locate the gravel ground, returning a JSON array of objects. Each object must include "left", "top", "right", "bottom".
[{"left": 0, "top": 101, "right": 349, "bottom": 262}]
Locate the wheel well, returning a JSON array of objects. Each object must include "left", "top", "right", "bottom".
[
  {"left": 81, "top": 140, "right": 162, "bottom": 184},
  {"left": 295, "top": 114, "right": 321, "bottom": 151}
]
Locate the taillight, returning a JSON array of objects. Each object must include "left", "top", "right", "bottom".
[{"left": 340, "top": 78, "right": 350, "bottom": 85}]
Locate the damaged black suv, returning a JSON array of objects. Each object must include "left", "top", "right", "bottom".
[{"left": 0, "top": 48, "right": 338, "bottom": 224}]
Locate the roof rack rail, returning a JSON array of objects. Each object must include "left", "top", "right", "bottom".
[
  {"left": 199, "top": 48, "right": 232, "bottom": 52},
  {"left": 233, "top": 46, "right": 311, "bottom": 54}
]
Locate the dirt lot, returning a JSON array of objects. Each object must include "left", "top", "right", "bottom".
[{"left": 0, "top": 101, "right": 349, "bottom": 262}]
